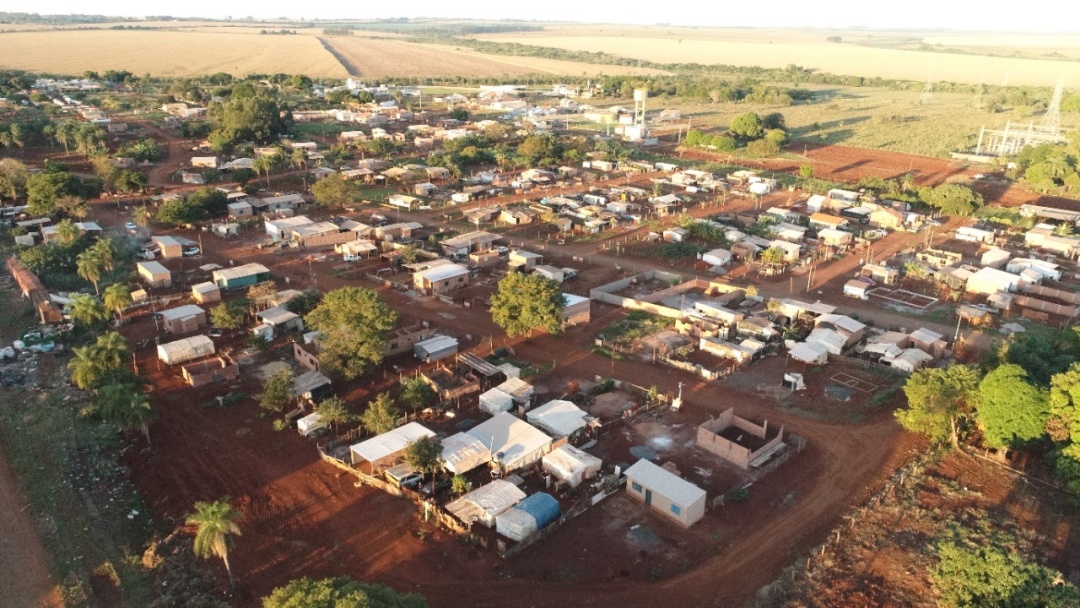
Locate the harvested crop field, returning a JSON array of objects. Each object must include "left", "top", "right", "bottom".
[
  {"left": 0, "top": 30, "right": 349, "bottom": 78},
  {"left": 318, "top": 37, "right": 657, "bottom": 78},
  {"left": 485, "top": 31, "right": 1080, "bottom": 86}
]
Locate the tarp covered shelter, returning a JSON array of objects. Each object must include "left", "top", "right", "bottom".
[
  {"left": 543, "top": 444, "right": 603, "bottom": 488},
  {"left": 465, "top": 412, "right": 552, "bottom": 473},
  {"left": 440, "top": 432, "right": 492, "bottom": 474},
  {"left": 157, "top": 335, "right": 215, "bottom": 365},
  {"left": 788, "top": 341, "right": 828, "bottom": 365},
  {"left": 496, "top": 492, "right": 560, "bottom": 542},
  {"left": 445, "top": 479, "right": 526, "bottom": 528},
  {"left": 479, "top": 387, "right": 514, "bottom": 415},
  {"left": 526, "top": 400, "right": 589, "bottom": 438}
]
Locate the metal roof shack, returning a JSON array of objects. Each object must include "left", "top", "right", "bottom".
[
  {"left": 349, "top": 422, "right": 436, "bottom": 471},
  {"left": 213, "top": 263, "right": 270, "bottom": 289},
  {"left": 414, "top": 335, "right": 459, "bottom": 362}
]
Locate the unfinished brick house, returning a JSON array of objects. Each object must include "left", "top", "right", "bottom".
[{"left": 696, "top": 408, "right": 786, "bottom": 469}]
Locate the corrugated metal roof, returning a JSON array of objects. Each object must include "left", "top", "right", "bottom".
[
  {"left": 160, "top": 304, "right": 205, "bottom": 321},
  {"left": 350, "top": 422, "right": 435, "bottom": 464},
  {"left": 625, "top": 459, "right": 705, "bottom": 507},
  {"left": 213, "top": 263, "right": 269, "bottom": 282}
]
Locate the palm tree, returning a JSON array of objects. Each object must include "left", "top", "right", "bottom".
[
  {"left": 68, "top": 344, "right": 106, "bottom": 390},
  {"left": 252, "top": 155, "right": 272, "bottom": 188},
  {"left": 290, "top": 148, "right": 307, "bottom": 170},
  {"left": 89, "top": 239, "right": 115, "bottom": 272},
  {"left": 69, "top": 294, "right": 108, "bottom": 330},
  {"left": 133, "top": 205, "right": 152, "bottom": 229},
  {"left": 186, "top": 499, "right": 243, "bottom": 591},
  {"left": 53, "top": 121, "right": 75, "bottom": 155},
  {"left": 54, "top": 219, "right": 80, "bottom": 244},
  {"left": 96, "top": 381, "right": 155, "bottom": 444},
  {"left": 94, "top": 332, "right": 129, "bottom": 370},
  {"left": 103, "top": 283, "right": 132, "bottom": 324},
  {"left": 76, "top": 250, "right": 105, "bottom": 294}
]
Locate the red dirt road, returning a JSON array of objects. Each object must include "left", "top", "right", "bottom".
[{"left": 0, "top": 448, "right": 61, "bottom": 608}]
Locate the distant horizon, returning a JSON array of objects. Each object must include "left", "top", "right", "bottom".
[{"left": 6, "top": 3, "right": 1080, "bottom": 35}]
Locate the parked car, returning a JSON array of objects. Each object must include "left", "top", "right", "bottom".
[
  {"left": 398, "top": 473, "right": 424, "bottom": 489},
  {"left": 343, "top": 254, "right": 360, "bottom": 262},
  {"left": 419, "top": 477, "right": 453, "bottom": 498},
  {"left": 125, "top": 222, "right": 138, "bottom": 233},
  {"left": 138, "top": 250, "right": 155, "bottom": 260},
  {"left": 183, "top": 247, "right": 201, "bottom": 257},
  {"left": 208, "top": 328, "right": 224, "bottom": 338}
]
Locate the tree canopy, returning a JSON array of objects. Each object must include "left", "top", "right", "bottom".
[
  {"left": 260, "top": 369, "right": 294, "bottom": 412},
  {"left": 896, "top": 365, "right": 981, "bottom": 447},
  {"left": 311, "top": 173, "right": 360, "bottom": 208},
  {"left": 976, "top": 364, "right": 1049, "bottom": 450},
  {"left": 209, "top": 93, "right": 291, "bottom": 149},
  {"left": 920, "top": 184, "right": 983, "bottom": 216},
  {"left": 262, "top": 577, "right": 427, "bottom": 608},
  {"left": 730, "top": 112, "right": 764, "bottom": 139},
  {"left": 186, "top": 498, "right": 243, "bottom": 591},
  {"left": 489, "top": 272, "right": 566, "bottom": 338},
  {"left": 304, "top": 287, "right": 398, "bottom": 379},
  {"left": 361, "top": 392, "right": 399, "bottom": 435}
]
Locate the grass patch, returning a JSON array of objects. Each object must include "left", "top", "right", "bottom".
[
  {"left": 592, "top": 346, "right": 626, "bottom": 361},
  {"left": 0, "top": 389, "right": 154, "bottom": 606},
  {"left": 292, "top": 122, "right": 348, "bottom": 137},
  {"left": 601, "top": 310, "right": 676, "bottom": 347}
]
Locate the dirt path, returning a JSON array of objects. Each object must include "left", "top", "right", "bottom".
[{"left": 0, "top": 429, "right": 60, "bottom": 608}]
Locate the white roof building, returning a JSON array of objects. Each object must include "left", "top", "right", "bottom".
[
  {"left": 526, "top": 400, "right": 589, "bottom": 438},
  {"left": 349, "top": 422, "right": 436, "bottom": 468},
  {"left": 465, "top": 412, "right": 553, "bottom": 473},
  {"left": 788, "top": 341, "right": 829, "bottom": 365},
  {"left": 479, "top": 387, "right": 515, "bottom": 416}
]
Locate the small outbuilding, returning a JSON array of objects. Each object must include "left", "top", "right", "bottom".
[
  {"left": 526, "top": 399, "right": 590, "bottom": 439},
  {"left": 153, "top": 235, "right": 184, "bottom": 259},
  {"left": 561, "top": 293, "right": 591, "bottom": 327},
  {"left": 349, "top": 422, "right": 436, "bottom": 472},
  {"left": 160, "top": 304, "right": 207, "bottom": 334},
  {"left": 445, "top": 480, "right": 526, "bottom": 528},
  {"left": 414, "top": 335, "right": 459, "bottom": 362},
  {"left": 191, "top": 281, "right": 221, "bottom": 304},
  {"left": 624, "top": 459, "right": 707, "bottom": 528},
  {"left": 137, "top": 261, "right": 172, "bottom": 288},
  {"left": 213, "top": 263, "right": 270, "bottom": 290},
  {"left": 496, "top": 492, "right": 560, "bottom": 542},
  {"left": 440, "top": 432, "right": 492, "bottom": 475}
]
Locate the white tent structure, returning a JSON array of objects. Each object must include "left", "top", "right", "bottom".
[
  {"left": 887, "top": 348, "right": 934, "bottom": 373},
  {"left": 440, "top": 432, "right": 492, "bottom": 474},
  {"left": 526, "top": 400, "right": 589, "bottom": 438},
  {"left": 542, "top": 445, "right": 603, "bottom": 488},
  {"left": 445, "top": 480, "right": 526, "bottom": 528},
  {"left": 157, "top": 335, "right": 215, "bottom": 365},
  {"left": 497, "top": 377, "right": 534, "bottom": 405},
  {"left": 349, "top": 422, "right": 435, "bottom": 470},
  {"left": 466, "top": 412, "right": 553, "bottom": 473},
  {"left": 494, "top": 507, "right": 537, "bottom": 542},
  {"left": 479, "top": 387, "right": 514, "bottom": 416}
]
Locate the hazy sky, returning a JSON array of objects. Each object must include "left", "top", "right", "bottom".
[{"left": 5, "top": 0, "right": 1077, "bottom": 33}]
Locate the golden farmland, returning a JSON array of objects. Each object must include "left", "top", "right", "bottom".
[
  {"left": 485, "top": 29, "right": 1080, "bottom": 86},
  {"left": 0, "top": 30, "right": 349, "bottom": 77}
]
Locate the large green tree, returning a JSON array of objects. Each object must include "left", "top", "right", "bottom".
[
  {"left": 896, "top": 365, "right": 981, "bottom": 448},
  {"left": 361, "top": 392, "right": 399, "bottom": 436},
  {"left": 920, "top": 184, "right": 983, "bottom": 216},
  {"left": 489, "top": 272, "right": 566, "bottom": 339},
  {"left": 68, "top": 332, "right": 129, "bottom": 391},
  {"left": 314, "top": 396, "right": 350, "bottom": 433},
  {"left": 304, "top": 287, "right": 398, "bottom": 379},
  {"left": 209, "top": 93, "right": 291, "bottom": 149},
  {"left": 404, "top": 436, "right": 443, "bottom": 495},
  {"left": 932, "top": 536, "right": 1080, "bottom": 608},
  {"left": 210, "top": 302, "right": 246, "bottom": 330},
  {"left": 976, "top": 364, "right": 1049, "bottom": 450},
  {"left": 1049, "top": 364, "right": 1080, "bottom": 461},
  {"left": 400, "top": 377, "right": 436, "bottom": 413},
  {"left": 311, "top": 173, "right": 360, "bottom": 208},
  {"left": 730, "top": 112, "right": 764, "bottom": 139},
  {"left": 260, "top": 368, "right": 295, "bottom": 412},
  {"left": 263, "top": 577, "right": 427, "bottom": 608},
  {"left": 76, "top": 249, "right": 105, "bottom": 294},
  {"left": 186, "top": 499, "right": 243, "bottom": 592},
  {"left": 26, "top": 171, "right": 81, "bottom": 216}
]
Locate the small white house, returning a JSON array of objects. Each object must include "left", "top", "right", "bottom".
[
  {"left": 701, "top": 248, "right": 733, "bottom": 268},
  {"left": 624, "top": 459, "right": 706, "bottom": 528},
  {"left": 844, "top": 279, "right": 871, "bottom": 300},
  {"left": 966, "top": 267, "right": 1022, "bottom": 296}
]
